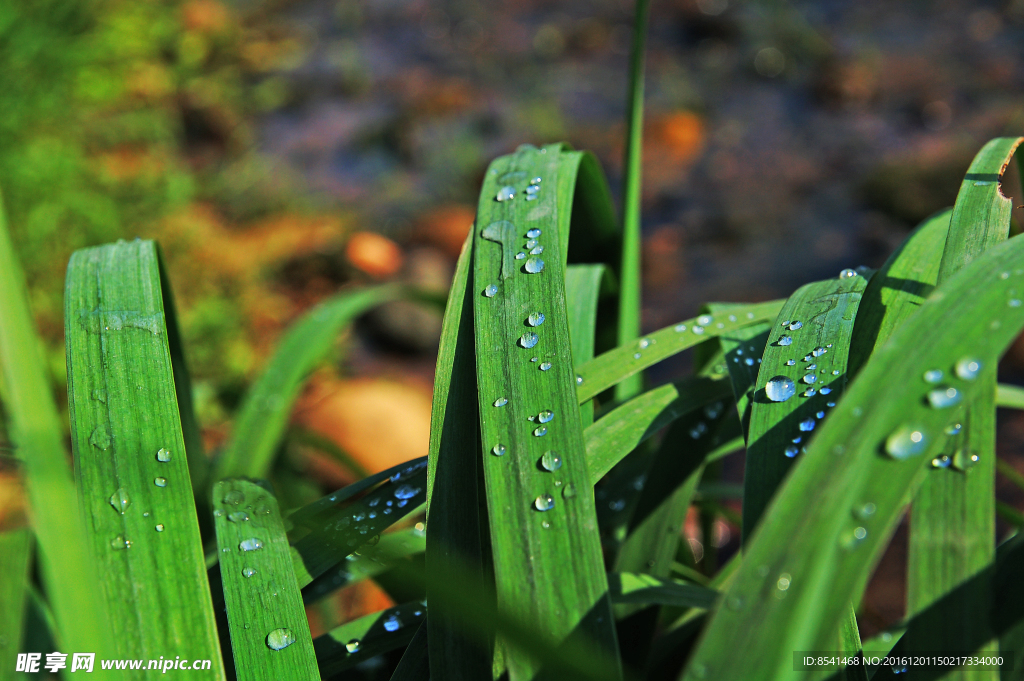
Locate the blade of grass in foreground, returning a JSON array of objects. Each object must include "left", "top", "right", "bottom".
[
  {"left": 0, "top": 194, "right": 113, "bottom": 665},
  {"left": 312, "top": 602, "right": 425, "bottom": 676},
  {"left": 565, "top": 264, "right": 606, "bottom": 427},
  {"left": 906, "top": 137, "right": 1022, "bottom": 679},
  {"left": 474, "top": 143, "right": 621, "bottom": 679},
  {"left": 213, "top": 285, "right": 401, "bottom": 482},
  {"left": 213, "top": 480, "right": 319, "bottom": 681},
  {"left": 65, "top": 240, "right": 223, "bottom": 674},
  {"left": 682, "top": 227, "right": 1024, "bottom": 681},
  {"left": 575, "top": 300, "right": 784, "bottom": 404}
]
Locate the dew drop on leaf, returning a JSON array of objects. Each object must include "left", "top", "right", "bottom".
[
  {"left": 541, "top": 451, "right": 562, "bottom": 471},
  {"left": 156, "top": 448, "right": 172, "bottom": 462},
  {"left": 519, "top": 332, "right": 539, "bottom": 349},
  {"left": 534, "top": 494, "right": 555, "bottom": 511},
  {"left": 524, "top": 257, "right": 545, "bottom": 273},
  {"left": 765, "top": 376, "right": 796, "bottom": 402},
  {"left": 885, "top": 425, "right": 929, "bottom": 460},
  {"left": 266, "top": 628, "right": 295, "bottom": 651}
]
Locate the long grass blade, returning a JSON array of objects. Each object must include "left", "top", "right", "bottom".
[
  {"left": 575, "top": 301, "right": 784, "bottom": 404},
  {"left": 473, "top": 143, "right": 620, "bottom": 679},
  {"left": 0, "top": 527, "right": 30, "bottom": 681},
  {"left": 213, "top": 480, "right": 319, "bottom": 681},
  {"left": 607, "top": 573, "right": 718, "bottom": 609},
  {"left": 312, "top": 602, "right": 425, "bottom": 677},
  {"left": 64, "top": 240, "right": 222, "bottom": 673},
  {"left": 906, "top": 137, "right": 1022, "bottom": 678},
  {"left": 996, "top": 383, "right": 1024, "bottom": 409},
  {"left": 389, "top": 621, "right": 430, "bottom": 681},
  {"left": 566, "top": 264, "right": 607, "bottom": 427},
  {"left": 683, "top": 228, "right": 1024, "bottom": 681},
  {"left": 213, "top": 285, "right": 401, "bottom": 481}
]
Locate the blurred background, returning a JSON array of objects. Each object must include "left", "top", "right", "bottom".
[{"left": 4, "top": 0, "right": 1024, "bottom": 643}]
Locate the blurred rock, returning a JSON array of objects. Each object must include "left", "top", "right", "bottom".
[
  {"left": 293, "top": 378, "right": 432, "bottom": 474},
  {"left": 345, "top": 231, "right": 405, "bottom": 278},
  {"left": 414, "top": 204, "right": 475, "bottom": 257}
]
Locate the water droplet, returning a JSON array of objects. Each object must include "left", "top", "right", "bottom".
[
  {"left": 524, "top": 257, "right": 545, "bottom": 273},
  {"left": 788, "top": 321, "right": 803, "bottom": 330},
  {"left": 530, "top": 246, "right": 544, "bottom": 255},
  {"left": 855, "top": 503, "right": 876, "bottom": 520},
  {"left": 927, "top": 386, "right": 962, "bottom": 409},
  {"left": 532, "top": 177, "right": 542, "bottom": 184},
  {"left": 802, "top": 374, "right": 817, "bottom": 385},
  {"left": 533, "top": 426, "right": 548, "bottom": 437},
  {"left": 576, "top": 375, "right": 584, "bottom": 385},
  {"left": 526, "top": 228, "right": 542, "bottom": 238},
  {"left": 725, "top": 595, "right": 743, "bottom": 611},
  {"left": 562, "top": 483, "right": 576, "bottom": 499},
  {"left": 819, "top": 387, "right": 832, "bottom": 395},
  {"left": 525, "top": 184, "right": 539, "bottom": 195},
  {"left": 776, "top": 572, "right": 792, "bottom": 591},
  {"left": 345, "top": 639, "right": 361, "bottom": 654},
  {"left": 239, "top": 538, "right": 264, "bottom": 551},
  {"left": 520, "top": 332, "right": 539, "bottom": 348},
  {"left": 223, "top": 490, "right": 245, "bottom": 505},
  {"left": 537, "top": 410, "right": 554, "bottom": 423},
  {"left": 213, "top": 509, "right": 224, "bottom": 518},
  {"left": 156, "top": 448, "right": 172, "bottom": 462},
  {"left": 266, "top": 628, "right": 296, "bottom": 651},
  {"left": 798, "top": 418, "right": 816, "bottom": 432},
  {"left": 765, "top": 376, "right": 796, "bottom": 402},
  {"left": 944, "top": 422, "right": 962, "bottom": 435},
  {"left": 923, "top": 369, "right": 944, "bottom": 383},
  {"left": 89, "top": 426, "right": 111, "bottom": 451},
  {"left": 539, "top": 362, "right": 552, "bottom": 371},
  {"left": 633, "top": 353, "right": 642, "bottom": 359},
  {"left": 154, "top": 477, "right": 167, "bottom": 488},
  {"left": 704, "top": 402, "right": 723, "bottom": 419},
  {"left": 827, "top": 401, "right": 836, "bottom": 407},
  {"left": 955, "top": 358, "right": 982, "bottom": 380},
  {"left": 534, "top": 494, "right": 555, "bottom": 511},
  {"left": 744, "top": 358, "right": 754, "bottom": 366},
  {"left": 527, "top": 312, "right": 546, "bottom": 327},
  {"left": 515, "top": 252, "right": 526, "bottom": 260},
  {"left": 778, "top": 336, "right": 793, "bottom": 346},
  {"left": 492, "top": 444, "right": 506, "bottom": 457},
  {"left": 689, "top": 422, "right": 708, "bottom": 439},
  {"left": 853, "top": 526, "right": 867, "bottom": 540},
  {"left": 228, "top": 511, "right": 250, "bottom": 523},
  {"left": 784, "top": 445, "right": 799, "bottom": 458},
  {"left": 394, "top": 484, "right": 420, "bottom": 500},
  {"left": 692, "top": 325, "right": 705, "bottom": 334},
  {"left": 806, "top": 364, "right": 817, "bottom": 370},
  {"left": 832, "top": 370, "right": 841, "bottom": 376},
  {"left": 952, "top": 449, "right": 980, "bottom": 471},
  {"left": 540, "top": 451, "right": 562, "bottom": 471},
  {"left": 839, "top": 268, "right": 857, "bottom": 279},
  {"left": 484, "top": 284, "right": 498, "bottom": 298},
  {"left": 675, "top": 324, "right": 687, "bottom": 332},
  {"left": 785, "top": 359, "right": 796, "bottom": 366},
  {"left": 1011, "top": 299, "right": 1022, "bottom": 308},
  {"left": 493, "top": 397, "right": 508, "bottom": 407},
  {"left": 802, "top": 388, "right": 816, "bottom": 397},
  {"left": 885, "top": 425, "right": 929, "bottom": 460},
  {"left": 109, "top": 487, "right": 131, "bottom": 515},
  {"left": 110, "top": 535, "right": 130, "bottom": 550},
  {"left": 496, "top": 186, "right": 515, "bottom": 201},
  {"left": 155, "top": 524, "right": 164, "bottom": 532},
  {"left": 931, "top": 454, "right": 952, "bottom": 468},
  {"left": 811, "top": 347, "right": 827, "bottom": 357}
]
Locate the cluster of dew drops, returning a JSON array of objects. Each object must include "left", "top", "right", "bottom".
[
  {"left": 485, "top": 179, "right": 575, "bottom": 522},
  {"left": 107, "top": 446, "right": 176, "bottom": 551}
]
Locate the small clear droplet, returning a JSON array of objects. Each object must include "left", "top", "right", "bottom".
[
  {"left": 155, "top": 524, "right": 164, "bottom": 532},
  {"left": 819, "top": 386, "right": 832, "bottom": 395},
  {"left": 785, "top": 359, "right": 796, "bottom": 366},
  {"left": 110, "top": 535, "right": 130, "bottom": 550},
  {"left": 239, "top": 538, "right": 264, "bottom": 552},
  {"left": 788, "top": 321, "right": 803, "bottom": 330},
  {"left": 228, "top": 511, "right": 250, "bottom": 522},
  {"left": 223, "top": 490, "right": 245, "bottom": 505},
  {"left": 533, "top": 426, "right": 548, "bottom": 437},
  {"left": 213, "top": 509, "right": 224, "bottom": 518},
  {"left": 156, "top": 448, "right": 172, "bottom": 462},
  {"left": 802, "top": 388, "right": 816, "bottom": 397},
  {"left": 931, "top": 454, "right": 952, "bottom": 468},
  {"left": 525, "top": 184, "right": 539, "bottom": 195},
  {"left": 537, "top": 410, "right": 554, "bottom": 423},
  {"left": 839, "top": 268, "right": 857, "bottom": 279},
  {"left": 944, "top": 422, "right": 962, "bottom": 435},
  {"left": 526, "top": 239, "right": 539, "bottom": 248},
  {"left": 530, "top": 246, "right": 544, "bottom": 255},
  {"left": 492, "top": 444, "right": 506, "bottom": 457},
  {"left": 346, "top": 639, "right": 361, "bottom": 654},
  {"left": 633, "top": 353, "right": 642, "bottom": 359},
  {"left": 527, "top": 312, "right": 546, "bottom": 327},
  {"left": 1010, "top": 299, "right": 1022, "bottom": 307},
  {"left": 927, "top": 386, "right": 962, "bottom": 409},
  {"left": 383, "top": 614, "right": 402, "bottom": 632},
  {"left": 765, "top": 376, "right": 796, "bottom": 402},
  {"left": 496, "top": 186, "right": 515, "bottom": 201},
  {"left": 798, "top": 418, "right": 816, "bottom": 432},
  {"left": 562, "top": 483, "right": 576, "bottom": 498},
  {"left": 494, "top": 397, "right": 508, "bottom": 407},
  {"left": 526, "top": 228, "right": 542, "bottom": 238},
  {"left": 802, "top": 374, "right": 817, "bottom": 385},
  {"left": 955, "top": 358, "right": 982, "bottom": 380},
  {"left": 784, "top": 445, "right": 799, "bottom": 458},
  {"left": 534, "top": 494, "right": 555, "bottom": 511},
  {"left": 242, "top": 567, "right": 256, "bottom": 578},
  {"left": 519, "top": 332, "right": 539, "bottom": 348},
  {"left": 675, "top": 324, "right": 687, "bottom": 332},
  {"left": 778, "top": 336, "right": 793, "bottom": 346},
  {"left": 541, "top": 451, "right": 562, "bottom": 471},
  {"left": 744, "top": 358, "right": 754, "bottom": 366},
  {"left": 484, "top": 284, "right": 498, "bottom": 298},
  {"left": 266, "top": 628, "right": 296, "bottom": 651},
  {"left": 885, "top": 425, "right": 929, "bottom": 460},
  {"left": 923, "top": 369, "right": 943, "bottom": 383},
  {"left": 576, "top": 375, "right": 584, "bottom": 385},
  {"left": 692, "top": 325, "right": 705, "bottom": 334},
  {"left": 524, "top": 257, "right": 545, "bottom": 273},
  {"left": 153, "top": 477, "right": 167, "bottom": 488},
  {"left": 515, "top": 252, "right": 526, "bottom": 260},
  {"left": 109, "top": 488, "right": 131, "bottom": 515},
  {"left": 811, "top": 347, "right": 826, "bottom": 357},
  {"left": 539, "top": 362, "right": 552, "bottom": 371}
]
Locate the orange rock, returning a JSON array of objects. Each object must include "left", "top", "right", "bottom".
[
  {"left": 345, "top": 232, "right": 404, "bottom": 279},
  {"left": 182, "top": 0, "right": 231, "bottom": 34},
  {"left": 293, "top": 378, "right": 432, "bottom": 475},
  {"left": 415, "top": 204, "right": 475, "bottom": 257},
  {"left": 649, "top": 111, "right": 705, "bottom": 164}
]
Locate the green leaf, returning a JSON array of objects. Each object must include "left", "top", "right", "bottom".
[
  {"left": 213, "top": 284, "right": 402, "bottom": 481},
  {"left": 472, "top": 144, "right": 620, "bottom": 680},
  {"left": 313, "top": 602, "right": 425, "bottom": 677},
  {"left": 683, "top": 225, "right": 1024, "bottom": 681},
  {"left": 64, "top": 239, "right": 220, "bottom": 671},
  {"left": 906, "top": 137, "right": 1022, "bottom": 675},
  {"left": 565, "top": 264, "right": 607, "bottom": 427},
  {"left": 213, "top": 480, "right": 319, "bottom": 681},
  {"left": 389, "top": 617, "right": 430, "bottom": 681},
  {"left": 584, "top": 378, "right": 733, "bottom": 484},
  {"left": 741, "top": 273, "right": 868, "bottom": 541},
  {"left": 607, "top": 572, "right": 718, "bottom": 609},
  {"left": 996, "top": 383, "right": 1024, "bottom": 409},
  {"left": 0, "top": 527, "right": 31, "bottom": 678},
  {"left": 575, "top": 301, "right": 784, "bottom": 404}
]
